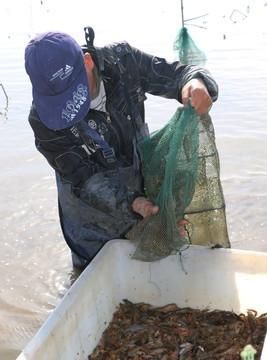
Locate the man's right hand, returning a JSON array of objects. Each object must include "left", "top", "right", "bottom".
[
  {"left": 132, "top": 197, "right": 188, "bottom": 238},
  {"left": 132, "top": 196, "right": 159, "bottom": 218}
]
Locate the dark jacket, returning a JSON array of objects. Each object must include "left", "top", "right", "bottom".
[{"left": 28, "top": 41, "right": 218, "bottom": 261}]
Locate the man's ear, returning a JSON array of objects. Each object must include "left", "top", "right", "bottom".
[{"left": 83, "top": 52, "right": 94, "bottom": 71}]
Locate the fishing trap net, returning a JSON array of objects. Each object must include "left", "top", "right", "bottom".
[
  {"left": 127, "top": 105, "right": 198, "bottom": 261},
  {"left": 126, "top": 105, "right": 230, "bottom": 261},
  {"left": 173, "top": 27, "right": 206, "bottom": 65}
]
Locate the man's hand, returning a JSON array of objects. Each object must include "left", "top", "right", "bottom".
[
  {"left": 132, "top": 198, "right": 189, "bottom": 238},
  {"left": 177, "top": 218, "right": 188, "bottom": 237},
  {"left": 132, "top": 196, "right": 159, "bottom": 218},
  {"left": 181, "top": 78, "right": 213, "bottom": 115}
]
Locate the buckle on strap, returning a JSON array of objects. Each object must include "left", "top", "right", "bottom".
[{"left": 102, "top": 147, "right": 116, "bottom": 163}]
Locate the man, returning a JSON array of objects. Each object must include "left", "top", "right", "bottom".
[{"left": 24, "top": 27, "right": 218, "bottom": 269}]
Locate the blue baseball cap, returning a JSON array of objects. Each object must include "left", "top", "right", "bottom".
[{"left": 25, "top": 32, "right": 91, "bottom": 130}]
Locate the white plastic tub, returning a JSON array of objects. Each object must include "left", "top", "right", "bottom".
[{"left": 17, "top": 241, "right": 267, "bottom": 360}]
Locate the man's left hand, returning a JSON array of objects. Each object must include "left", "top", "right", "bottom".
[
  {"left": 132, "top": 196, "right": 159, "bottom": 218},
  {"left": 181, "top": 78, "right": 213, "bottom": 115}
]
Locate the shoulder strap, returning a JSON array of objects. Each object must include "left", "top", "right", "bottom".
[{"left": 75, "top": 119, "right": 117, "bottom": 167}]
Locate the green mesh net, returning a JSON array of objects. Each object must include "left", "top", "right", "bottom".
[
  {"left": 127, "top": 106, "right": 230, "bottom": 261},
  {"left": 126, "top": 23, "right": 229, "bottom": 261},
  {"left": 172, "top": 23, "right": 229, "bottom": 249},
  {"left": 184, "top": 112, "right": 230, "bottom": 247},
  {"left": 173, "top": 27, "right": 206, "bottom": 65},
  {"left": 126, "top": 105, "right": 199, "bottom": 261}
]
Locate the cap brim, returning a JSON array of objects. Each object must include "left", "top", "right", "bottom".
[{"left": 33, "top": 65, "right": 90, "bottom": 130}]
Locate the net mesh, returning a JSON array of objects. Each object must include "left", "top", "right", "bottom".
[
  {"left": 126, "top": 26, "right": 229, "bottom": 261},
  {"left": 127, "top": 105, "right": 199, "bottom": 261},
  {"left": 173, "top": 27, "right": 206, "bottom": 65},
  {"left": 184, "top": 112, "right": 229, "bottom": 247},
  {"left": 126, "top": 107, "right": 230, "bottom": 261}
]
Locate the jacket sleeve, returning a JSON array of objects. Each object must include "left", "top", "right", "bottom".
[
  {"left": 28, "top": 105, "right": 102, "bottom": 191},
  {"left": 130, "top": 45, "right": 218, "bottom": 103},
  {"left": 28, "top": 106, "right": 143, "bottom": 210}
]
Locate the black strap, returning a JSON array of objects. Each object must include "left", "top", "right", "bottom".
[
  {"left": 83, "top": 26, "right": 101, "bottom": 70},
  {"left": 84, "top": 26, "right": 95, "bottom": 49},
  {"left": 75, "top": 119, "right": 117, "bottom": 166}
]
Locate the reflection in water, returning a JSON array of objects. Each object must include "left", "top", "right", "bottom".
[{"left": 1, "top": 28, "right": 267, "bottom": 360}]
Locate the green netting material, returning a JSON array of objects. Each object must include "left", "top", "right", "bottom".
[
  {"left": 183, "top": 113, "right": 230, "bottom": 247},
  {"left": 126, "top": 105, "right": 199, "bottom": 261},
  {"left": 173, "top": 27, "right": 206, "bottom": 65},
  {"left": 172, "top": 23, "right": 229, "bottom": 250},
  {"left": 127, "top": 24, "right": 230, "bottom": 262},
  {"left": 127, "top": 107, "right": 230, "bottom": 261}
]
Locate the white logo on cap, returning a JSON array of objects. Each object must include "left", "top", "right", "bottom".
[
  {"left": 50, "top": 64, "right": 74, "bottom": 81},
  {"left": 61, "top": 84, "right": 88, "bottom": 123}
]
